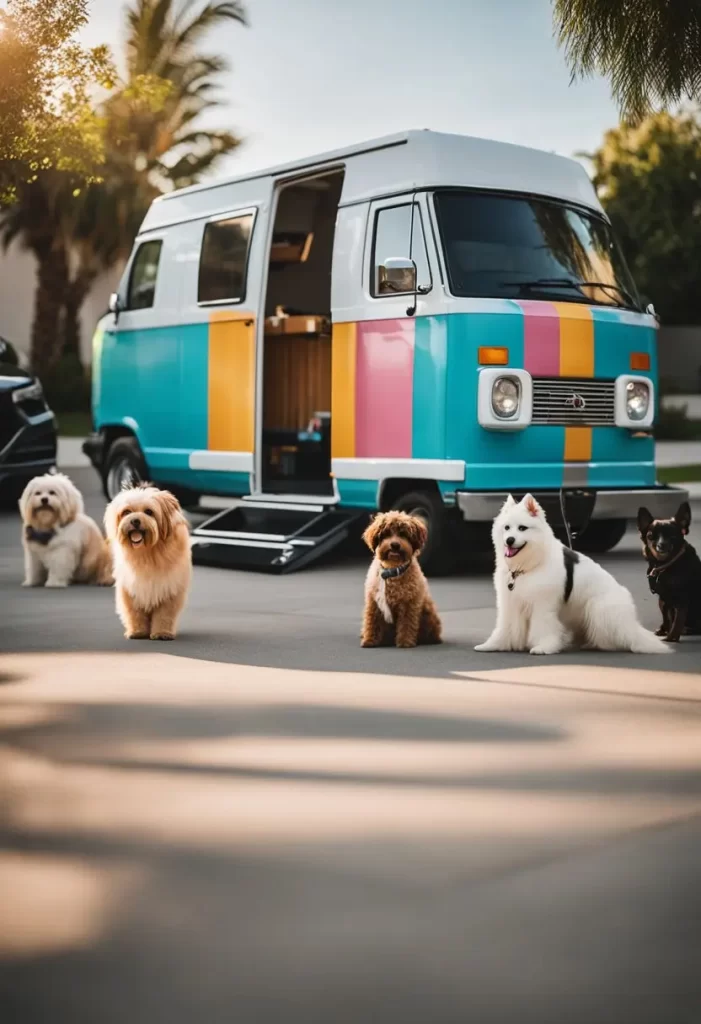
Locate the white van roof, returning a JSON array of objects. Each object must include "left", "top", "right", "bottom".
[{"left": 140, "top": 129, "right": 602, "bottom": 233}]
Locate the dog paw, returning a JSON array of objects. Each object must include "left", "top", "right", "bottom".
[
  {"left": 45, "top": 580, "right": 69, "bottom": 588},
  {"left": 125, "top": 631, "right": 150, "bottom": 640},
  {"left": 150, "top": 632, "right": 175, "bottom": 641},
  {"left": 663, "top": 635, "right": 680, "bottom": 643},
  {"left": 655, "top": 627, "right": 668, "bottom": 637},
  {"left": 21, "top": 580, "right": 41, "bottom": 587},
  {"left": 360, "top": 639, "right": 379, "bottom": 648},
  {"left": 529, "top": 644, "right": 562, "bottom": 656},
  {"left": 395, "top": 640, "right": 417, "bottom": 649}
]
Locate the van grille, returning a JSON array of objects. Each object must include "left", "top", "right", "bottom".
[{"left": 532, "top": 377, "right": 615, "bottom": 426}]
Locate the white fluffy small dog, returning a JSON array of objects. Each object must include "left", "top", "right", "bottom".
[
  {"left": 19, "top": 472, "right": 113, "bottom": 588},
  {"left": 475, "top": 493, "right": 668, "bottom": 655}
]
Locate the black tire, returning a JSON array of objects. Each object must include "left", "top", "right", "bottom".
[
  {"left": 393, "top": 489, "right": 454, "bottom": 575},
  {"left": 102, "top": 436, "right": 147, "bottom": 500},
  {"left": 574, "top": 518, "right": 628, "bottom": 554}
]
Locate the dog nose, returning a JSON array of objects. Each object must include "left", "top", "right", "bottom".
[
  {"left": 506, "top": 535, "right": 515, "bottom": 546},
  {"left": 390, "top": 541, "right": 401, "bottom": 552},
  {"left": 131, "top": 517, "right": 141, "bottom": 529},
  {"left": 40, "top": 496, "right": 49, "bottom": 506}
]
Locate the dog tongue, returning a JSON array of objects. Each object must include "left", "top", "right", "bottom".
[
  {"left": 130, "top": 531, "right": 144, "bottom": 545},
  {"left": 505, "top": 545, "right": 518, "bottom": 558}
]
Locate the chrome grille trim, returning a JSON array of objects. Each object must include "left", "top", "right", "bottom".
[{"left": 531, "top": 377, "right": 615, "bottom": 426}]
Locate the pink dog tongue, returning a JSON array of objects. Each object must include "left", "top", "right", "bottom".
[{"left": 505, "top": 545, "right": 518, "bottom": 558}]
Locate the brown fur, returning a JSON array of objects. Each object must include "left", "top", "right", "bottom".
[
  {"left": 104, "top": 484, "right": 192, "bottom": 641},
  {"left": 360, "top": 510, "right": 442, "bottom": 648}
]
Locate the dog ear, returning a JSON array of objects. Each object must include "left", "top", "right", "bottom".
[
  {"left": 501, "top": 494, "right": 516, "bottom": 512},
  {"left": 103, "top": 497, "right": 118, "bottom": 541},
  {"left": 637, "top": 506, "right": 654, "bottom": 536},
  {"left": 408, "top": 515, "right": 428, "bottom": 553},
  {"left": 675, "top": 501, "right": 691, "bottom": 535},
  {"left": 156, "top": 490, "right": 183, "bottom": 541},
  {"left": 18, "top": 478, "right": 34, "bottom": 522},
  {"left": 362, "top": 513, "right": 384, "bottom": 552},
  {"left": 522, "top": 493, "right": 541, "bottom": 518}
]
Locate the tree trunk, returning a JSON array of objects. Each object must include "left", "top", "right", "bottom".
[
  {"left": 30, "top": 243, "right": 69, "bottom": 377},
  {"left": 61, "top": 268, "right": 98, "bottom": 362}
]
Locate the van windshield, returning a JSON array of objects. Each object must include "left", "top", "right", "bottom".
[{"left": 433, "top": 190, "right": 641, "bottom": 311}]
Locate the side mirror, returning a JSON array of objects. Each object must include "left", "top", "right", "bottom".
[
  {"left": 645, "top": 302, "right": 657, "bottom": 317},
  {"left": 377, "top": 256, "right": 417, "bottom": 295},
  {"left": 109, "top": 292, "right": 122, "bottom": 321}
]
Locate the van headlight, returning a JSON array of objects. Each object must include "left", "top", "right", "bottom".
[
  {"left": 12, "top": 380, "right": 43, "bottom": 404},
  {"left": 626, "top": 379, "right": 650, "bottom": 421},
  {"left": 491, "top": 376, "right": 521, "bottom": 419}
]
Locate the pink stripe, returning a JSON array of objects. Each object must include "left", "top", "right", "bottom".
[
  {"left": 355, "top": 319, "right": 414, "bottom": 458},
  {"left": 518, "top": 300, "right": 560, "bottom": 376}
]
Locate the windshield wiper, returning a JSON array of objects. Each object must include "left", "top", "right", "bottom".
[{"left": 505, "top": 277, "right": 638, "bottom": 309}]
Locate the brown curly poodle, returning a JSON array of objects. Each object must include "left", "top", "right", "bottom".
[{"left": 361, "top": 510, "right": 443, "bottom": 648}]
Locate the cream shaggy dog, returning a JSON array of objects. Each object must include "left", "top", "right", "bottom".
[
  {"left": 105, "top": 484, "right": 191, "bottom": 641},
  {"left": 475, "top": 493, "right": 668, "bottom": 655},
  {"left": 19, "top": 472, "right": 113, "bottom": 588}
]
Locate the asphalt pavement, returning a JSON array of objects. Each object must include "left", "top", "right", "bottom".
[{"left": 1, "top": 468, "right": 700, "bottom": 1023}]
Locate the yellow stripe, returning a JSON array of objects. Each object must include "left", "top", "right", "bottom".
[
  {"left": 208, "top": 310, "right": 255, "bottom": 452},
  {"left": 554, "top": 302, "right": 594, "bottom": 378},
  {"left": 564, "top": 426, "right": 592, "bottom": 462},
  {"left": 331, "top": 321, "right": 356, "bottom": 459}
]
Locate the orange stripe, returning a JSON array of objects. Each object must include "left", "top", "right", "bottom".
[
  {"left": 554, "top": 302, "right": 594, "bottom": 378},
  {"left": 207, "top": 311, "right": 255, "bottom": 451},
  {"left": 331, "top": 322, "right": 356, "bottom": 459},
  {"left": 564, "top": 426, "right": 592, "bottom": 462}
]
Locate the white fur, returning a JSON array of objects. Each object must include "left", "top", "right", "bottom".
[
  {"left": 475, "top": 493, "right": 669, "bottom": 655},
  {"left": 365, "top": 561, "right": 393, "bottom": 624},
  {"left": 19, "top": 473, "right": 113, "bottom": 588},
  {"left": 112, "top": 545, "right": 189, "bottom": 614}
]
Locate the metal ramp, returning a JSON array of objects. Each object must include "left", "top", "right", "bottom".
[{"left": 190, "top": 499, "right": 364, "bottom": 573}]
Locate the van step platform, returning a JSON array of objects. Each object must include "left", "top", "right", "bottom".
[{"left": 190, "top": 500, "right": 364, "bottom": 573}]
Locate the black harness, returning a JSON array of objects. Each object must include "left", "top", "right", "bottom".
[
  {"left": 563, "top": 547, "right": 579, "bottom": 602},
  {"left": 646, "top": 545, "right": 686, "bottom": 595},
  {"left": 381, "top": 562, "right": 411, "bottom": 580},
  {"left": 25, "top": 526, "right": 55, "bottom": 546}
]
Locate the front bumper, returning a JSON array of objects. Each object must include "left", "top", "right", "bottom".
[
  {"left": 0, "top": 413, "right": 57, "bottom": 485},
  {"left": 456, "top": 486, "right": 690, "bottom": 523}
]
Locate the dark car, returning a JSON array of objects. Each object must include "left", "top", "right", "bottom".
[{"left": 0, "top": 336, "right": 57, "bottom": 504}]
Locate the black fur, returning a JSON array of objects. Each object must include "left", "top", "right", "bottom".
[
  {"left": 637, "top": 502, "right": 701, "bottom": 642},
  {"left": 562, "top": 546, "right": 579, "bottom": 603}
]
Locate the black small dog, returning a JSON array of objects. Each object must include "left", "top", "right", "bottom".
[{"left": 637, "top": 502, "right": 701, "bottom": 642}]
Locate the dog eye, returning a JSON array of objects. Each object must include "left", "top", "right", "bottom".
[
  {"left": 518, "top": 525, "right": 527, "bottom": 532},
  {"left": 144, "top": 509, "right": 154, "bottom": 517},
  {"left": 122, "top": 508, "right": 132, "bottom": 516},
  {"left": 48, "top": 490, "right": 55, "bottom": 496},
  {"left": 504, "top": 525, "right": 510, "bottom": 531}
]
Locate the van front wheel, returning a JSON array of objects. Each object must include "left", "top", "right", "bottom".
[
  {"left": 393, "top": 489, "right": 453, "bottom": 576},
  {"left": 102, "top": 437, "right": 147, "bottom": 500}
]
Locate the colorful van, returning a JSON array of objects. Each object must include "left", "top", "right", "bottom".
[{"left": 85, "top": 130, "right": 687, "bottom": 572}]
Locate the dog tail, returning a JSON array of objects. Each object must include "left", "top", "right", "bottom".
[{"left": 628, "top": 624, "right": 671, "bottom": 655}]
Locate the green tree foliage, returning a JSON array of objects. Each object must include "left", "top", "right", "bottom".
[
  {"left": 585, "top": 111, "right": 701, "bottom": 325},
  {"left": 0, "top": 0, "right": 115, "bottom": 201},
  {"left": 553, "top": 0, "right": 701, "bottom": 123}
]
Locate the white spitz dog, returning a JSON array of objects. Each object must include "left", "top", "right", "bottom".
[
  {"left": 475, "top": 493, "right": 668, "bottom": 655},
  {"left": 19, "top": 472, "right": 113, "bottom": 588}
]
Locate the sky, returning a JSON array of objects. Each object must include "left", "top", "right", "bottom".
[{"left": 83, "top": 0, "right": 621, "bottom": 179}]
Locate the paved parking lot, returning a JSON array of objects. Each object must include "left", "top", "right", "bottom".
[{"left": 1, "top": 468, "right": 700, "bottom": 1023}]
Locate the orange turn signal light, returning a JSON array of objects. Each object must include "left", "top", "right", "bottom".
[
  {"left": 479, "top": 346, "right": 509, "bottom": 366},
  {"left": 630, "top": 352, "right": 650, "bottom": 371}
]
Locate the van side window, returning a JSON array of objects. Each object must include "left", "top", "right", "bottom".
[
  {"left": 198, "top": 214, "right": 253, "bottom": 303},
  {"left": 372, "top": 204, "right": 431, "bottom": 297},
  {"left": 127, "top": 240, "right": 162, "bottom": 310}
]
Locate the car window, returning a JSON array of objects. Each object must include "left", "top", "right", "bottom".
[
  {"left": 127, "top": 240, "right": 162, "bottom": 310},
  {"left": 372, "top": 204, "right": 431, "bottom": 296},
  {"left": 198, "top": 214, "right": 254, "bottom": 303}
]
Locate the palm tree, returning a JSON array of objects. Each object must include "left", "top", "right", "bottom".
[
  {"left": 553, "top": 0, "right": 701, "bottom": 122},
  {"left": 2, "top": 0, "right": 246, "bottom": 373},
  {"left": 61, "top": 0, "right": 246, "bottom": 356}
]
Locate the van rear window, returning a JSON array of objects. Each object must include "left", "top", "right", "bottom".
[{"left": 198, "top": 214, "right": 253, "bottom": 304}]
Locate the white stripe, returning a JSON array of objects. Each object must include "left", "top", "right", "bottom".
[
  {"left": 332, "top": 458, "right": 465, "bottom": 482},
  {"left": 189, "top": 450, "right": 253, "bottom": 473}
]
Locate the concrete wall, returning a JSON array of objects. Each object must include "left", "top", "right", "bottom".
[
  {"left": 0, "top": 241, "right": 120, "bottom": 367},
  {"left": 658, "top": 325, "right": 701, "bottom": 394}
]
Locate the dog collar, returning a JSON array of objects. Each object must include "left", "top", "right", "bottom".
[
  {"left": 507, "top": 568, "right": 524, "bottom": 591},
  {"left": 647, "top": 544, "right": 686, "bottom": 592},
  {"left": 26, "top": 525, "right": 55, "bottom": 546},
  {"left": 381, "top": 562, "right": 411, "bottom": 580}
]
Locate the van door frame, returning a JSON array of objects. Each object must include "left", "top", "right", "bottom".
[{"left": 252, "top": 162, "right": 346, "bottom": 499}]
